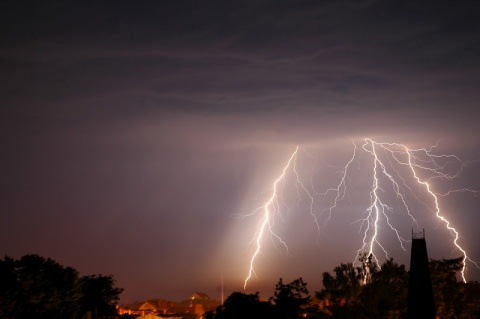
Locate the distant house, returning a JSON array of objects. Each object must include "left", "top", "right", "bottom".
[
  {"left": 118, "top": 293, "right": 220, "bottom": 318},
  {"left": 136, "top": 315, "right": 182, "bottom": 319},
  {"left": 187, "top": 292, "right": 209, "bottom": 317},
  {"left": 139, "top": 300, "right": 158, "bottom": 313},
  {"left": 118, "top": 298, "right": 177, "bottom": 317},
  {"left": 190, "top": 292, "right": 210, "bottom": 301},
  {"left": 136, "top": 315, "right": 162, "bottom": 319},
  {"left": 178, "top": 292, "right": 220, "bottom": 317}
]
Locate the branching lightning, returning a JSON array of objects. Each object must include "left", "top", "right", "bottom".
[
  {"left": 243, "top": 138, "right": 479, "bottom": 289},
  {"left": 243, "top": 146, "right": 322, "bottom": 289}
]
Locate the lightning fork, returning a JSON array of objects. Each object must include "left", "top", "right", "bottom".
[
  {"left": 244, "top": 146, "right": 299, "bottom": 289},
  {"left": 243, "top": 139, "right": 479, "bottom": 287}
]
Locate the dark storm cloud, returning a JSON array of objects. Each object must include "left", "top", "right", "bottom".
[
  {"left": 1, "top": 0, "right": 480, "bottom": 302},
  {"left": 2, "top": 0, "right": 479, "bottom": 118}
]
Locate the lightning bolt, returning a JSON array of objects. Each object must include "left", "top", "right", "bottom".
[
  {"left": 243, "top": 146, "right": 299, "bottom": 289},
  {"left": 243, "top": 138, "right": 479, "bottom": 289}
]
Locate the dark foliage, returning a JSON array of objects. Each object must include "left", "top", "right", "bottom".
[
  {"left": 206, "top": 260, "right": 480, "bottom": 319},
  {"left": 270, "top": 277, "right": 316, "bottom": 319},
  {"left": 358, "top": 258, "right": 408, "bottom": 319},
  {"left": 205, "top": 291, "right": 273, "bottom": 319},
  {"left": 429, "top": 257, "right": 465, "bottom": 319},
  {"left": 0, "top": 254, "right": 82, "bottom": 319},
  {"left": 316, "top": 255, "right": 480, "bottom": 319},
  {"left": 80, "top": 274, "right": 124, "bottom": 318},
  {"left": 318, "top": 262, "right": 362, "bottom": 307},
  {"left": 206, "top": 278, "right": 316, "bottom": 319},
  {"left": 0, "top": 254, "right": 123, "bottom": 319}
]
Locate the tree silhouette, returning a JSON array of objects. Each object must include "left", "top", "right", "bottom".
[
  {"left": 0, "top": 254, "right": 82, "bottom": 319},
  {"left": 270, "top": 277, "right": 315, "bottom": 319},
  {"left": 358, "top": 258, "right": 408, "bottom": 319},
  {"left": 429, "top": 256, "right": 464, "bottom": 318},
  {"left": 317, "top": 262, "right": 362, "bottom": 307},
  {"left": 206, "top": 278, "right": 317, "bottom": 319},
  {"left": 80, "top": 274, "right": 123, "bottom": 318},
  {"left": 0, "top": 254, "right": 123, "bottom": 319},
  {"left": 205, "top": 291, "right": 272, "bottom": 319}
]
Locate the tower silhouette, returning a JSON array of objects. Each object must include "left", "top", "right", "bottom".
[{"left": 408, "top": 229, "right": 436, "bottom": 319}]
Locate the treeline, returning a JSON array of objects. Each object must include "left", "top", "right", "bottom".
[
  {"left": 2, "top": 254, "right": 480, "bottom": 319},
  {"left": 205, "top": 277, "right": 317, "bottom": 319},
  {"left": 317, "top": 254, "right": 480, "bottom": 318},
  {"left": 0, "top": 254, "right": 123, "bottom": 319},
  {"left": 206, "top": 255, "right": 480, "bottom": 319}
]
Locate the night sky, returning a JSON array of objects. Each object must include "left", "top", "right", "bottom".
[{"left": 1, "top": 0, "right": 480, "bottom": 303}]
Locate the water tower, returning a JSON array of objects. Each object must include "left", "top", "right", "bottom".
[{"left": 407, "top": 229, "right": 436, "bottom": 319}]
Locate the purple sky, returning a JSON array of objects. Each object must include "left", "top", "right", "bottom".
[{"left": 1, "top": 0, "right": 480, "bottom": 303}]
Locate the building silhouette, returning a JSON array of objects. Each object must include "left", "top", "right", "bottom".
[{"left": 408, "top": 229, "right": 436, "bottom": 319}]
